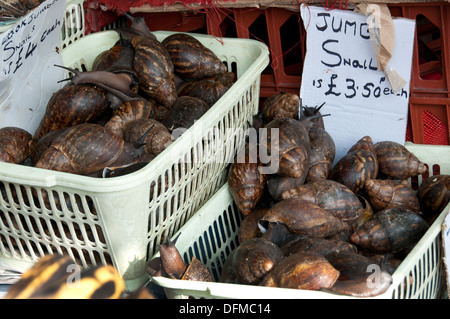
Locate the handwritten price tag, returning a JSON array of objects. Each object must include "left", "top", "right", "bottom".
[
  {"left": 0, "top": 0, "right": 66, "bottom": 135},
  {"left": 299, "top": 5, "right": 415, "bottom": 163}
]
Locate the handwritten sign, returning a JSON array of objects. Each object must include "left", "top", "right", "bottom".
[
  {"left": 299, "top": 5, "right": 416, "bottom": 163},
  {"left": 0, "top": 0, "right": 66, "bottom": 135}
]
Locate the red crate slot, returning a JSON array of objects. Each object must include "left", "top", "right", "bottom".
[{"left": 408, "top": 97, "right": 450, "bottom": 145}]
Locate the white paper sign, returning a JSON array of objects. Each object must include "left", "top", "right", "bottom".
[
  {"left": 299, "top": 5, "right": 416, "bottom": 163},
  {"left": 0, "top": 0, "right": 66, "bottom": 135}
]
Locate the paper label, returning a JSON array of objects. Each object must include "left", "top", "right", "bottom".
[
  {"left": 0, "top": 0, "right": 66, "bottom": 135},
  {"left": 299, "top": 4, "right": 416, "bottom": 163}
]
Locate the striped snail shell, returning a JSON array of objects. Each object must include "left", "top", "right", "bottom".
[{"left": 0, "top": 127, "right": 35, "bottom": 164}]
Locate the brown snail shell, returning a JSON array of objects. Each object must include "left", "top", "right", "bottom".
[
  {"left": 267, "top": 174, "right": 306, "bottom": 201},
  {"left": 259, "top": 117, "right": 311, "bottom": 179},
  {"left": 364, "top": 179, "right": 420, "bottom": 214},
  {"left": 162, "top": 33, "right": 227, "bottom": 79},
  {"left": 306, "top": 125, "right": 336, "bottom": 182},
  {"left": 260, "top": 92, "right": 300, "bottom": 123},
  {"left": 350, "top": 207, "right": 429, "bottom": 254},
  {"left": 220, "top": 238, "right": 283, "bottom": 285},
  {"left": 281, "top": 179, "right": 365, "bottom": 224},
  {"left": 323, "top": 250, "right": 392, "bottom": 297},
  {"left": 260, "top": 252, "right": 340, "bottom": 290},
  {"left": 260, "top": 198, "right": 346, "bottom": 238},
  {"left": 329, "top": 136, "right": 378, "bottom": 194},
  {"left": 187, "top": 79, "right": 228, "bottom": 108},
  {"left": 92, "top": 44, "right": 135, "bottom": 71},
  {"left": 0, "top": 127, "right": 35, "bottom": 164},
  {"left": 374, "top": 141, "right": 427, "bottom": 180},
  {"left": 123, "top": 118, "right": 173, "bottom": 157},
  {"left": 104, "top": 99, "right": 155, "bottom": 139},
  {"left": 34, "top": 123, "right": 124, "bottom": 175},
  {"left": 162, "top": 96, "right": 209, "bottom": 134},
  {"left": 228, "top": 143, "right": 267, "bottom": 215},
  {"left": 416, "top": 174, "right": 450, "bottom": 223},
  {"left": 33, "top": 84, "right": 109, "bottom": 140},
  {"left": 181, "top": 256, "right": 213, "bottom": 282},
  {"left": 281, "top": 236, "right": 357, "bottom": 257},
  {"left": 238, "top": 208, "right": 267, "bottom": 244},
  {"left": 131, "top": 35, "right": 177, "bottom": 108}
]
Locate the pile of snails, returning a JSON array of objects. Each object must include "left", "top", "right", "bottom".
[
  {"left": 149, "top": 91, "right": 449, "bottom": 298},
  {"left": 0, "top": 13, "right": 235, "bottom": 179}
]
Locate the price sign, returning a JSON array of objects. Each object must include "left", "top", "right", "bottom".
[
  {"left": 0, "top": 0, "right": 66, "bottom": 135},
  {"left": 299, "top": 4, "right": 416, "bottom": 163}
]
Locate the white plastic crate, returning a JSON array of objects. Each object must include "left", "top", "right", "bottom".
[
  {"left": 0, "top": 28, "right": 269, "bottom": 291},
  {"left": 151, "top": 142, "right": 450, "bottom": 299}
]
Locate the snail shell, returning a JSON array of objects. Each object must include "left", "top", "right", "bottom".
[
  {"left": 329, "top": 136, "right": 378, "bottom": 194},
  {"left": 281, "top": 236, "right": 357, "bottom": 257},
  {"left": 187, "top": 79, "right": 228, "bottom": 108},
  {"left": 162, "top": 96, "right": 209, "bottom": 133},
  {"left": 220, "top": 238, "right": 283, "bottom": 285},
  {"left": 416, "top": 174, "right": 450, "bottom": 223},
  {"left": 350, "top": 207, "right": 429, "bottom": 254},
  {"left": 35, "top": 123, "right": 124, "bottom": 175},
  {"left": 34, "top": 84, "right": 109, "bottom": 140},
  {"left": 238, "top": 208, "right": 267, "bottom": 244},
  {"left": 259, "top": 117, "right": 311, "bottom": 179},
  {"left": 0, "top": 127, "right": 35, "bottom": 164},
  {"left": 162, "top": 33, "right": 227, "bottom": 79},
  {"left": 228, "top": 142, "right": 267, "bottom": 215},
  {"left": 374, "top": 141, "right": 427, "bottom": 180},
  {"left": 306, "top": 125, "right": 336, "bottom": 182},
  {"left": 260, "top": 92, "right": 300, "bottom": 123},
  {"left": 364, "top": 179, "right": 420, "bottom": 214},
  {"left": 92, "top": 44, "right": 135, "bottom": 71},
  {"left": 131, "top": 35, "right": 177, "bottom": 108},
  {"left": 267, "top": 174, "right": 306, "bottom": 201},
  {"left": 261, "top": 198, "right": 346, "bottom": 238},
  {"left": 260, "top": 252, "right": 340, "bottom": 290},
  {"left": 281, "top": 179, "right": 365, "bottom": 224}
]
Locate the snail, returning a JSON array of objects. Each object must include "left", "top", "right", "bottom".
[
  {"left": 306, "top": 124, "right": 336, "bottom": 182},
  {"left": 122, "top": 118, "right": 173, "bottom": 158},
  {"left": 260, "top": 198, "right": 346, "bottom": 238},
  {"left": 281, "top": 179, "right": 365, "bottom": 226},
  {"left": 363, "top": 178, "right": 420, "bottom": 214},
  {"left": 237, "top": 208, "right": 267, "bottom": 244},
  {"left": 33, "top": 83, "right": 110, "bottom": 140},
  {"left": 34, "top": 123, "right": 124, "bottom": 176},
  {"left": 416, "top": 174, "right": 450, "bottom": 224},
  {"left": 374, "top": 141, "right": 427, "bottom": 180},
  {"left": 350, "top": 207, "right": 429, "bottom": 254},
  {"left": 267, "top": 174, "right": 306, "bottom": 201},
  {"left": 162, "top": 96, "right": 209, "bottom": 134},
  {"left": 220, "top": 237, "right": 283, "bottom": 285},
  {"left": 131, "top": 35, "right": 178, "bottom": 108},
  {"left": 300, "top": 100, "right": 326, "bottom": 129},
  {"left": 260, "top": 252, "right": 340, "bottom": 290},
  {"left": 0, "top": 127, "right": 35, "bottom": 164},
  {"left": 329, "top": 136, "right": 379, "bottom": 194},
  {"left": 260, "top": 92, "right": 300, "bottom": 123},
  {"left": 162, "top": 33, "right": 227, "bottom": 79},
  {"left": 186, "top": 79, "right": 229, "bottom": 108},
  {"left": 323, "top": 250, "right": 393, "bottom": 297},
  {"left": 259, "top": 117, "right": 312, "bottom": 179},
  {"left": 147, "top": 238, "right": 212, "bottom": 282},
  {"left": 228, "top": 142, "right": 268, "bottom": 215},
  {"left": 281, "top": 236, "right": 357, "bottom": 257}
]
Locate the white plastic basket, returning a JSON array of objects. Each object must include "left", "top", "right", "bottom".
[
  {"left": 0, "top": 29, "right": 269, "bottom": 291},
  {"left": 151, "top": 142, "right": 450, "bottom": 299}
]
